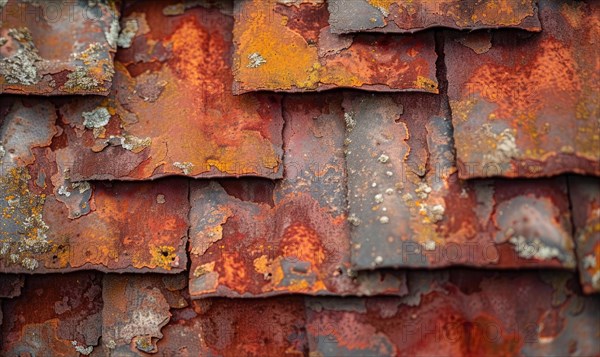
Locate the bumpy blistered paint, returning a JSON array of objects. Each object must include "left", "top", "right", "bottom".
[
  {"left": 0, "top": 97, "right": 190, "bottom": 274},
  {"left": 57, "top": 1, "right": 284, "bottom": 180},
  {"left": 446, "top": 0, "right": 600, "bottom": 178},
  {"left": 189, "top": 94, "right": 408, "bottom": 298},
  {"left": 0, "top": 0, "right": 118, "bottom": 95},
  {"left": 328, "top": 0, "right": 541, "bottom": 34},
  {"left": 344, "top": 93, "right": 575, "bottom": 270},
  {"left": 233, "top": 0, "right": 438, "bottom": 93}
]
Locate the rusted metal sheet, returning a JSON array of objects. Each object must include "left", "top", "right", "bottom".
[
  {"left": 569, "top": 176, "right": 600, "bottom": 294},
  {"left": 55, "top": 0, "right": 283, "bottom": 181},
  {"left": 328, "top": 0, "right": 541, "bottom": 34},
  {"left": 0, "top": 274, "right": 23, "bottom": 298},
  {"left": 345, "top": 93, "right": 575, "bottom": 270},
  {"left": 0, "top": 0, "right": 118, "bottom": 95},
  {"left": 446, "top": 0, "right": 600, "bottom": 179},
  {"left": 189, "top": 94, "right": 407, "bottom": 298},
  {"left": 0, "top": 272, "right": 103, "bottom": 356},
  {"left": 0, "top": 97, "right": 190, "bottom": 273},
  {"left": 101, "top": 274, "right": 188, "bottom": 355},
  {"left": 306, "top": 270, "right": 600, "bottom": 357},
  {"left": 232, "top": 0, "right": 438, "bottom": 94}
]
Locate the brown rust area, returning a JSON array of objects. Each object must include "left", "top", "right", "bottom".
[
  {"left": 568, "top": 176, "right": 600, "bottom": 294},
  {"left": 328, "top": 0, "right": 541, "bottom": 34},
  {"left": 0, "top": 272, "right": 103, "bottom": 356},
  {"left": 189, "top": 94, "right": 407, "bottom": 298},
  {"left": 0, "top": 97, "right": 190, "bottom": 274},
  {"left": 232, "top": 0, "right": 438, "bottom": 93},
  {"left": 446, "top": 0, "right": 600, "bottom": 178},
  {"left": 344, "top": 93, "right": 575, "bottom": 270},
  {"left": 0, "top": 0, "right": 118, "bottom": 95},
  {"left": 58, "top": 0, "right": 284, "bottom": 180}
]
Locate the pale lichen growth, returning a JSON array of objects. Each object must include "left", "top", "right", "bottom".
[
  {"left": 481, "top": 124, "right": 520, "bottom": 165},
  {"left": 71, "top": 341, "right": 93, "bottom": 356},
  {"left": 0, "top": 28, "right": 42, "bottom": 85},
  {"left": 82, "top": 107, "right": 111, "bottom": 129},
  {"left": 111, "top": 134, "right": 151, "bottom": 152},
  {"left": 58, "top": 185, "right": 71, "bottom": 197},
  {"left": 374, "top": 193, "right": 384, "bottom": 203},
  {"left": 347, "top": 214, "right": 361, "bottom": 226},
  {"left": 344, "top": 112, "right": 356, "bottom": 131},
  {"left": 173, "top": 161, "right": 194, "bottom": 175},
  {"left": 117, "top": 19, "right": 139, "bottom": 48},
  {"left": 21, "top": 257, "right": 38, "bottom": 270},
  {"left": 379, "top": 216, "right": 389, "bottom": 224},
  {"left": 64, "top": 42, "right": 113, "bottom": 91},
  {"left": 105, "top": 18, "right": 120, "bottom": 48},
  {"left": 378, "top": 154, "right": 389, "bottom": 163},
  {"left": 247, "top": 52, "right": 267, "bottom": 68},
  {"left": 423, "top": 240, "right": 436, "bottom": 251},
  {"left": 414, "top": 183, "right": 432, "bottom": 200},
  {"left": 419, "top": 203, "right": 445, "bottom": 223},
  {"left": 72, "top": 181, "right": 91, "bottom": 194},
  {"left": 509, "top": 235, "right": 562, "bottom": 261}
]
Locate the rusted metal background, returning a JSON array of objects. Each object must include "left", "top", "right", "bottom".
[
  {"left": 0, "top": 97, "right": 190, "bottom": 273},
  {"left": 232, "top": 0, "right": 438, "bottom": 94},
  {"left": 307, "top": 270, "right": 600, "bottom": 357},
  {"left": 0, "top": 0, "right": 118, "bottom": 95},
  {"left": 0, "top": 272, "right": 103, "bottom": 357},
  {"left": 56, "top": 0, "right": 284, "bottom": 181},
  {"left": 328, "top": 0, "right": 541, "bottom": 34},
  {"left": 569, "top": 175, "right": 600, "bottom": 295},
  {"left": 189, "top": 94, "right": 407, "bottom": 298},
  {"left": 345, "top": 93, "right": 575, "bottom": 270},
  {"left": 446, "top": 0, "right": 600, "bottom": 179}
]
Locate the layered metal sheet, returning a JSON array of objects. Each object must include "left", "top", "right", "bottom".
[
  {"left": 345, "top": 93, "right": 575, "bottom": 270},
  {"left": 189, "top": 94, "right": 407, "bottom": 298},
  {"left": 232, "top": 0, "right": 438, "bottom": 93},
  {"left": 0, "top": 97, "right": 190, "bottom": 273},
  {"left": 569, "top": 176, "right": 600, "bottom": 294},
  {"left": 0, "top": 0, "right": 118, "bottom": 95},
  {"left": 328, "top": 0, "right": 541, "bottom": 34},
  {"left": 57, "top": 0, "right": 284, "bottom": 181},
  {"left": 446, "top": 0, "right": 600, "bottom": 179},
  {"left": 0, "top": 272, "right": 103, "bottom": 357}
]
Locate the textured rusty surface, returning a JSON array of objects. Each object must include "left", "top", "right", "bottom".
[
  {"left": 0, "top": 274, "right": 23, "bottom": 298},
  {"left": 0, "top": 272, "right": 103, "bottom": 357},
  {"left": 101, "top": 274, "right": 188, "bottom": 355},
  {"left": 306, "top": 270, "right": 600, "bottom": 357},
  {"left": 189, "top": 94, "right": 407, "bottom": 298},
  {"left": 569, "top": 176, "right": 600, "bottom": 294},
  {"left": 0, "top": 97, "right": 190, "bottom": 273},
  {"left": 232, "top": 0, "right": 438, "bottom": 94},
  {"left": 446, "top": 0, "right": 600, "bottom": 179},
  {"left": 0, "top": 0, "right": 118, "bottom": 95},
  {"left": 345, "top": 93, "right": 575, "bottom": 270},
  {"left": 328, "top": 0, "right": 541, "bottom": 34},
  {"left": 56, "top": 0, "right": 284, "bottom": 181}
]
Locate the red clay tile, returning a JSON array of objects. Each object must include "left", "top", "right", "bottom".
[
  {"left": 0, "top": 0, "right": 118, "bottom": 95},
  {"left": 0, "top": 97, "right": 189, "bottom": 273},
  {"left": 328, "top": 0, "right": 541, "bottom": 34},
  {"left": 56, "top": 0, "right": 284, "bottom": 180},
  {"left": 232, "top": 0, "right": 438, "bottom": 93},
  {"left": 446, "top": 0, "right": 600, "bottom": 178},
  {"left": 0, "top": 272, "right": 103, "bottom": 356},
  {"left": 569, "top": 175, "right": 600, "bottom": 294},
  {"left": 344, "top": 93, "right": 575, "bottom": 270},
  {"left": 189, "top": 94, "right": 407, "bottom": 298}
]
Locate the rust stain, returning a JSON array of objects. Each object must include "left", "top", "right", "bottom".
[
  {"left": 233, "top": 0, "right": 438, "bottom": 93},
  {"left": 0, "top": 272, "right": 103, "bottom": 356},
  {"left": 0, "top": 97, "right": 190, "bottom": 273},
  {"left": 57, "top": 0, "right": 284, "bottom": 180},
  {"left": 189, "top": 94, "right": 407, "bottom": 298},
  {"left": 569, "top": 176, "right": 600, "bottom": 294},
  {"left": 446, "top": 0, "right": 600, "bottom": 178},
  {"left": 328, "top": 0, "right": 541, "bottom": 34},
  {"left": 344, "top": 93, "right": 575, "bottom": 270},
  {"left": 0, "top": 0, "right": 118, "bottom": 95}
]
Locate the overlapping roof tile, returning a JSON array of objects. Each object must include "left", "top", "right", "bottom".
[
  {"left": 328, "top": 0, "right": 542, "bottom": 34},
  {"left": 446, "top": 0, "right": 600, "bottom": 179},
  {"left": 0, "top": 97, "right": 189, "bottom": 273},
  {"left": 189, "top": 94, "right": 407, "bottom": 298},
  {"left": 232, "top": 0, "right": 438, "bottom": 93},
  {"left": 0, "top": 0, "right": 119, "bottom": 95}
]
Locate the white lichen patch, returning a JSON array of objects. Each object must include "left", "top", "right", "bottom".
[
  {"left": 72, "top": 341, "right": 93, "bottom": 356},
  {"left": 347, "top": 214, "right": 361, "bottom": 226},
  {"left": 118, "top": 134, "right": 151, "bottom": 152},
  {"left": 247, "top": 52, "right": 266, "bottom": 68},
  {"left": 379, "top": 216, "right": 389, "bottom": 224},
  {"left": 104, "top": 18, "right": 120, "bottom": 48},
  {"left": 423, "top": 240, "right": 436, "bottom": 251},
  {"left": 374, "top": 193, "right": 384, "bottom": 203},
  {"left": 481, "top": 124, "right": 520, "bottom": 165},
  {"left": 419, "top": 203, "right": 445, "bottom": 224},
  {"left": 0, "top": 28, "right": 42, "bottom": 85},
  {"left": 173, "top": 161, "right": 194, "bottom": 175},
  {"left": 344, "top": 112, "right": 356, "bottom": 131},
  {"left": 583, "top": 254, "right": 597, "bottom": 269},
  {"left": 509, "top": 235, "right": 562, "bottom": 261},
  {"left": 21, "top": 257, "right": 39, "bottom": 270},
  {"left": 0, "top": 145, "right": 5, "bottom": 162},
  {"left": 414, "top": 183, "right": 432, "bottom": 200},
  {"left": 58, "top": 185, "right": 71, "bottom": 197},
  {"left": 71, "top": 181, "right": 91, "bottom": 194},
  {"left": 378, "top": 154, "right": 389, "bottom": 163},
  {"left": 82, "top": 107, "right": 111, "bottom": 129},
  {"left": 117, "top": 19, "right": 139, "bottom": 48}
]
